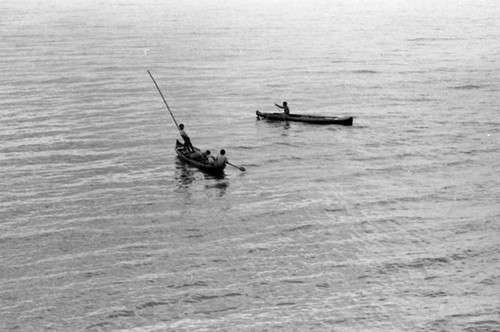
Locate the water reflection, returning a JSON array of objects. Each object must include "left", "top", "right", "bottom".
[
  {"left": 205, "top": 175, "right": 229, "bottom": 197},
  {"left": 174, "top": 160, "right": 229, "bottom": 197},
  {"left": 174, "top": 161, "right": 196, "bottom": 188},
  {"left": 257, "top": 118, "right": 291, "bottom": 130}
]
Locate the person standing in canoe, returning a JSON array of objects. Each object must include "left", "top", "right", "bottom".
[
  {"left": 214, "top": 149, "right": 227, "bottom": 167},
  {"left": 179, "top": 123, "right": 194, "bottom": 152},
  {"left": 275, "top": 101, "right": 290, "bottom": 115}
]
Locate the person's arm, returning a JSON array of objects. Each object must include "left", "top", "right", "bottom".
[{"left": 275, "top": 103, "right": 284, "bottom": 109}]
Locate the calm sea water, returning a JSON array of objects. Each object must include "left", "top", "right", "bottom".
[{"left": 1, "top": 0, "right": 499, "bottom": 331}]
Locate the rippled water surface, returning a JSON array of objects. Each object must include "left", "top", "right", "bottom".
[{"left": 1, "top": 0, "right": 499, "bottom": 331}]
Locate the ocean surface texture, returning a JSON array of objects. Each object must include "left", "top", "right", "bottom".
[{"left": 1, "top": 0, "right": 499, "bottom": 331}]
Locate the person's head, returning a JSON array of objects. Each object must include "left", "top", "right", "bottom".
[
  {"left": 283, "top": 101, "right": 287, "bottom": 106},
  {"left": 179, "top": 124, "right": 184, "bottom": 130},
  {"left": 205, "top": 150, "right": 211, "bottom": 155},
  {"left": 220, "top": 149, "right": 225, "bottom": 155}
]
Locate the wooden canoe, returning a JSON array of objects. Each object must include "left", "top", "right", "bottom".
[
  {"left": 175, "top": 140, "right": 226, "bottom": 174},
  {"left": 256, "top": 110, "right": 353, "bottom": 126}
]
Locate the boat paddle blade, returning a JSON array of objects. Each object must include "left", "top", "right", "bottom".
[{"left": 227, "top": 162, "right": 245, "bottom": 172}]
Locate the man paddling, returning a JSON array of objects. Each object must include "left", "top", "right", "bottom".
[
  {"left": 179, "top": 123, "right": 194, "bottom": 152},
  {"left": 275, "top": 101, "right": 290, "bottom": 115},
  {"left": 214, "top": 149, "right": 228, "bottom": 167}
]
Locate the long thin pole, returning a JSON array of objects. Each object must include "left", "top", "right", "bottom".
[{"left": 147, "top": 70, "right": 180, "bottom": 131}]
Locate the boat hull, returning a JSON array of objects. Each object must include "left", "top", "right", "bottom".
[
  {"left": 256, "top": 110, "right": 353, "bottom": 126},
  {"left": 175, "top": 140, "right": 226, "bottom": 174}
]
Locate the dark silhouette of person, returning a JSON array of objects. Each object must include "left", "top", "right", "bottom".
[{"left": 275, "top": 101, "right": 290, "bottom": 115}]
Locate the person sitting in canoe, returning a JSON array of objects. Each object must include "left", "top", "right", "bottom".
[
  {"left": 190, "top": 150, "right": 216, "bottom": 164},
  {"left": 203, "top": 150, "right": 215, "bottom": 164},
  {"left": 214, "top": 149, "right": 227, "bottom": 167},
  {"left": 179, "top": 123, "right": 194, "bottom": 152},
  {"left": 274, "top": 101, "right": 290, "bottom": 115},
  {"left": 190, "top": 150, "right": 204, "bottom": 160}
]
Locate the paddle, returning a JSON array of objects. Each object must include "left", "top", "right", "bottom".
[
  {"left": 227, "top": 161, "right": 246, "bottom": 172},
  {"left": 147, "top": 70, "right": 180, "bottom": 131},
  {"left": 275, "top": 103, "right": 288, "bottom": 120}
]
